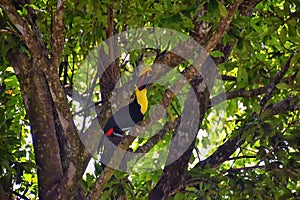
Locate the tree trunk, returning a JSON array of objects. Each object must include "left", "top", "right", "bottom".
[{"left": 6, "top": 49, "right": 88, "bottom": 200}]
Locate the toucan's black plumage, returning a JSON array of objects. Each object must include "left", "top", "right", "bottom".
[{"left": 104, "top": 67, "right": 151, "bottom": 137}]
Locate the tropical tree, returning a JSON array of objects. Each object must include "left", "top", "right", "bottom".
[{"left": 0, "top": 0, "right": 299, "bottom": 199}]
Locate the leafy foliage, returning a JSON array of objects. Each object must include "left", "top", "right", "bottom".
[
  {"left": 0, "top": 0, "right": 299, "bottom": 199},
  {"left": 0, "top": 65, "right": 37, "bottom": 198}
]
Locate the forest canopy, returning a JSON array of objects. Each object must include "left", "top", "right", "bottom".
[{"left": 0, "top": 0, "right": 299, "bottom": 199}]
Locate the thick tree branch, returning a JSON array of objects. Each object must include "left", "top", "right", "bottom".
[
  {"left": 262, "top": 95, "right": 300, "bottom": 117},
  {"left": 209, "top": 85, "right": 268, "bottom": 108},
  {"left": 152, "top": 0, "right": 244, "bottom": 123},
  {"left": 148, "top": 1, "right": 276, "bottom": 198},
  {"left": 210, "top": 65, "right": 297, "bottom": 108},
  {"left": 205, "top": 0, "right": 243, "bottom": 53},
  {"left": 135, "top": 119, "right": 179, "bottom": 153},
  {"left": 238, "top": 0, "right": 261, "bottom": 16},
  {"left": 2, "top": 1, "right": 89, "bottom": 199},
  {"left": 1, "top": 0, "right": 48, "bottom": 67},
  {"left": 51, "top": 0, "right": 66, "bottom": 69},
  {"left": 149, "top": 74, "right": 209, "bottom": 200},
  {"left": 196, "top": 95, "right": 300, "bottom": 170},
  {"left": 0, "top": 183, "right": 10, "bottom": 200},
  {"left": 196, "top": 133, "right": 244, "bottom": 169}
]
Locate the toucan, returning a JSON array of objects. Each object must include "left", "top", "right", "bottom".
[{"left": 103, "top": 67, "right": 151, "bottom": 137}]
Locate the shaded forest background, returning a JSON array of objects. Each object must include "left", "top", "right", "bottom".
[{"left": 0, "top": 0, "right": 299, "bottom": 199}]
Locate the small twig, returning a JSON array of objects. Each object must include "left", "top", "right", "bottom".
[
  {"left": 221, "top": 75, "right": 237, "bottom": 81},
  {"left": 229, "top": 147, "right": 243, "bottom": 169},
  {"left": 169, "top": 177, "right": 211, "bottom": 197},
  {"left": 12, "top": 191, "right": 30, "bottom": 200},
  {"left": 158, "top": 87, "right": 180, "bottom": 119},
  {"left": 259, "top": 56, "right": 293, "bottom": 115},
  {"left": 226, "top": 165, "right": 266, "bottom": 173},
  {"left": 194, "top": 144, "right": 202, "bottom": 163},
  {"left": 226, "top": 155, "right": 256, "bottom": 161},
  {"left": 72, "top": 100, "right": 104, "bottom": 116},
  {"left": 0, "top": 28, "right": 21, "bottom": 37}
]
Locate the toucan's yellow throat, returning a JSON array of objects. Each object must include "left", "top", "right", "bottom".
[{"left": 135, "top": 88, "right": 148, "bottom": 114}]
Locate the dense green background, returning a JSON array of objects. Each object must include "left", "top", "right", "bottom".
[{"left": 0, "top": 0, "right": 299, "bottom": 199}]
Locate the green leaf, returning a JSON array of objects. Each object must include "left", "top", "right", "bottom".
[
  {"left": 295, "top": 71, "right": 300, "bottom": 87},
  {"left": 81, "top": 180, "right": 88, "bottom": 192},
  {"left": 174, "top": 192, "right": 185, "bottom": 200},
  {"left": 250, "top": 17, "right": 261, "bottom": 32},
  {"left": 275, "top": 82, "right": 290, "bottom": 90},
  {"left": 278, "top": 190, "right": 294, "bottom": 200},
  {"left": 26, "top": 4, "right": 40, "bottom": 10},
  {"left": 85, "top": 173, "right": 95, "bottom": 189},
  {"left": 280, "top": 26, "right": 287, "bottom": 44},
  {"left": 210, "top": 50, "right": 225, "bottom": 57},
  {"left": 217, "top": 1, "right": 227, "bottom": 17},
  {"left": 290, "top": 53, "right": 300, "bottom": 69},
  {"left": 237, "top": 66, "right": 248, "bottom": 88},
  {"left": 207, "top": 0, "right": 219, "bottom": 20}
]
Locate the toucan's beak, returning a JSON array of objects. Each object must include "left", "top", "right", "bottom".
[{"left": 136, "top": 66, "right": 152, "bottom": 90}]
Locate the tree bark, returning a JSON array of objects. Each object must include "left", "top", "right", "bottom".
[
  {"left": 2, "top": 1, "right": 90, "bottom": 199},
  {"left": 6, "top": 50, "right": 64, "bottom": 198}
]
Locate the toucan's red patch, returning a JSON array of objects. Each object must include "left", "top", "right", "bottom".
[{"left": 106, "top": 127, "right": 114, "bottom": 136}]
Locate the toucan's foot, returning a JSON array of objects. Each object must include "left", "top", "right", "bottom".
[{"left": 111, "top": 132, "right": 125, "bottom": 137}]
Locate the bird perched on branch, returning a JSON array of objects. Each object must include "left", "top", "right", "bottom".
[{"left": 104, "top": 67, "right": 151, "bottom": 137}]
